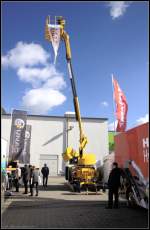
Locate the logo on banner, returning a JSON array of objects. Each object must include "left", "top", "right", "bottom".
[
  {"left": 15, "top": 119, "right": 25, "bottom": 129},
  {"left": 22, "top": 125, "right": 31, "bottom": 164},
  {"left": 25, "top": 131, "right": 30, "bottom": 139},
  {"left": 9, "top": 110, "right": 27, "bottom": 163}
]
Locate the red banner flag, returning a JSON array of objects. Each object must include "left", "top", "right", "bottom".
[{"left": 112, "top": 76, "right": 128, "bottom": 132}]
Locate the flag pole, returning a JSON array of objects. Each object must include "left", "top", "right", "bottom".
[
  {"left": 111, "top": 74, "right": 116, "bottom": 134},
  {"left": 8, "top": 107, "right": 14, "bottom": 163}
]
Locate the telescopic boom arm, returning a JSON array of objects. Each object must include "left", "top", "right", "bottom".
[{"left": 45, "top": 16, "right": 88, "bottom": 157}]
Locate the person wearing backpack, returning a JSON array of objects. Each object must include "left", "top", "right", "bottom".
[{"left": 41, "top": 163, "right": 49, "bottom": 188}]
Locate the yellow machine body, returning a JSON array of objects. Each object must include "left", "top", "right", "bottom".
[
  {"left": 63, "top": 148, "right": 97, "bottom": 188},
  {"left": 62, "top": 147, "right": 96, "bottom": 166},
  {"left": 62, "top": 147, "right": 79, "bottom": 162},
  {"left": 6, "top": 167, "right": 16, "bottom": 172},
  {"left": 78, "top": 153, "right": 96, "bottom": 166},
  {"left": 75, "top": 166, "right": 96, "bottom": 184}
]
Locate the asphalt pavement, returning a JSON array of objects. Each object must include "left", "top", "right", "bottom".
[{"left": 1, "top": 177, "right": 149, "bottom": 229}]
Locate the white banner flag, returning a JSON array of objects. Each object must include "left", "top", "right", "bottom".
[{"left": 48, "top": 25, "right": 61, "bottom": 64}]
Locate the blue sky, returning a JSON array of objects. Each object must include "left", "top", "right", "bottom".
[{"left": 1, "top": 1, "right": 149, "bottom": 130}]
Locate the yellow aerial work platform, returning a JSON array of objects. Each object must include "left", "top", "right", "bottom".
[{"left": 45, "top": 16, "right": 98, "bottom": 193}]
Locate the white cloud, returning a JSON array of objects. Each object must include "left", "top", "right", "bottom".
[
  {"left": 101, "top": 101, "right": 109, "bottom": 107},
  {"left": 1, "top": 56, "right": 9, "bottom": 66},
  {"left": 17, "top": 65, "right": 65, "bottom": 88},
  {"left": 108, "top": 1, "right": 132, "bottom": 19},
  {"left": 2, "top": 41, "right": 67, "bottom": 114},
  {"left": 43, "top": 76, "right": 66, "bottom": 90},
  {"left": 22, "top": 88, "right": 66, "bottom": 114},
  {"left": 2, "top": 41, "right": 50, "bottom": 68},
  {"left": 136, "top": 114, "right": 149, "bottom": 125},
  {"left": 108, "top": 120, "right": 118, "bottom": 131}
]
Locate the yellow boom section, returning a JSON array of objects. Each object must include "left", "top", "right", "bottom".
[{"left": 45, "top": 16, "right": 88, "bottom": 157}]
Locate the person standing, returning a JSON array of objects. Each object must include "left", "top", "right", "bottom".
[
  {"left": 7, "top": 166, "right": 13, "bottom": 190},
  {"left": 22, "top": 164, "right": 30, "bottom": 194},
  {"left": 41, "top": 163, "right": 49, "bottom": 188},
  {"left": 30, "top": 166, "right": 40, "bottom": 196},
  {"left": 28, "top": 165, "right": 33, "bottom": 193},
  {"left": 14, "top": 164, "right": 21, "bottom": 192},
  {"left": 106, "top": 162, "right": 122, "bottom": 209}
]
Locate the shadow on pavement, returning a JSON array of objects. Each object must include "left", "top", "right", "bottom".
[
  {"left": 61, "top": 192, "right": 104, "bottom": 195},
  {"left": 2, "top": 179, "right": 148, "bottom": 229},
  {"left": 2, "top": 194, "right": 148, "bottom": 229},
  {"left": 38, "top": 184, "right": 70, "bottom": 191}
]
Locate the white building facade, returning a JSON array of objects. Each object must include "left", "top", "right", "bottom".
[{"left": 1, "top": 113, "right": 109, "bottom": 176}]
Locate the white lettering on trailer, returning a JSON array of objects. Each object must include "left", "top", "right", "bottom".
[
  {"left": 143, "top": 138, "right": 149, "bottom": 148},
  {"left": 142, "top": 137, "right": 149, "bottom": 163}
]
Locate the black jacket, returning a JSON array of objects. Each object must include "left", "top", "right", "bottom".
[
  {"left": 108, "top": 167, "right": 122, "bottom": 188},
  {"left": 41, "top": 166, "right": 49, "bottom": 177},
  {"left": 22, "top": 166, "right": 30, "bottom": 182}
]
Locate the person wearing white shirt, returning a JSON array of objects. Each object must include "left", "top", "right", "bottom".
[{"left": 14, "top": 165, "right": 21, "bottom": 192}]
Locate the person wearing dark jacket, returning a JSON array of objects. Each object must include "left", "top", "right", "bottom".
[
  {"left": 28, "top": 165, "right": 33, "bottom": 193},
  {"left": 22, "top": 164, "right": 30, "bottom": 194},
  {"left": 41, "top": 163, "right": 49, "bottom": 188},
  {"left": 106, "top": 162, "right": 122, "bottom": 209}
]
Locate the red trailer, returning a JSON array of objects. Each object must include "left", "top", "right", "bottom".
[
  {"left": 114, "top": 123, "right": 149, "bottom": 209},
  {"left": 114, "top": 122, "right": 149, "bottom": 180}
]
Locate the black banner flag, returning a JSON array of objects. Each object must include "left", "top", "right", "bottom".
[
  {"left": 9, "top": 109, "right": 27, "bottom": 163},
  {"left": 22, "top": 125, "right": 32, "bottom": 164}
]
